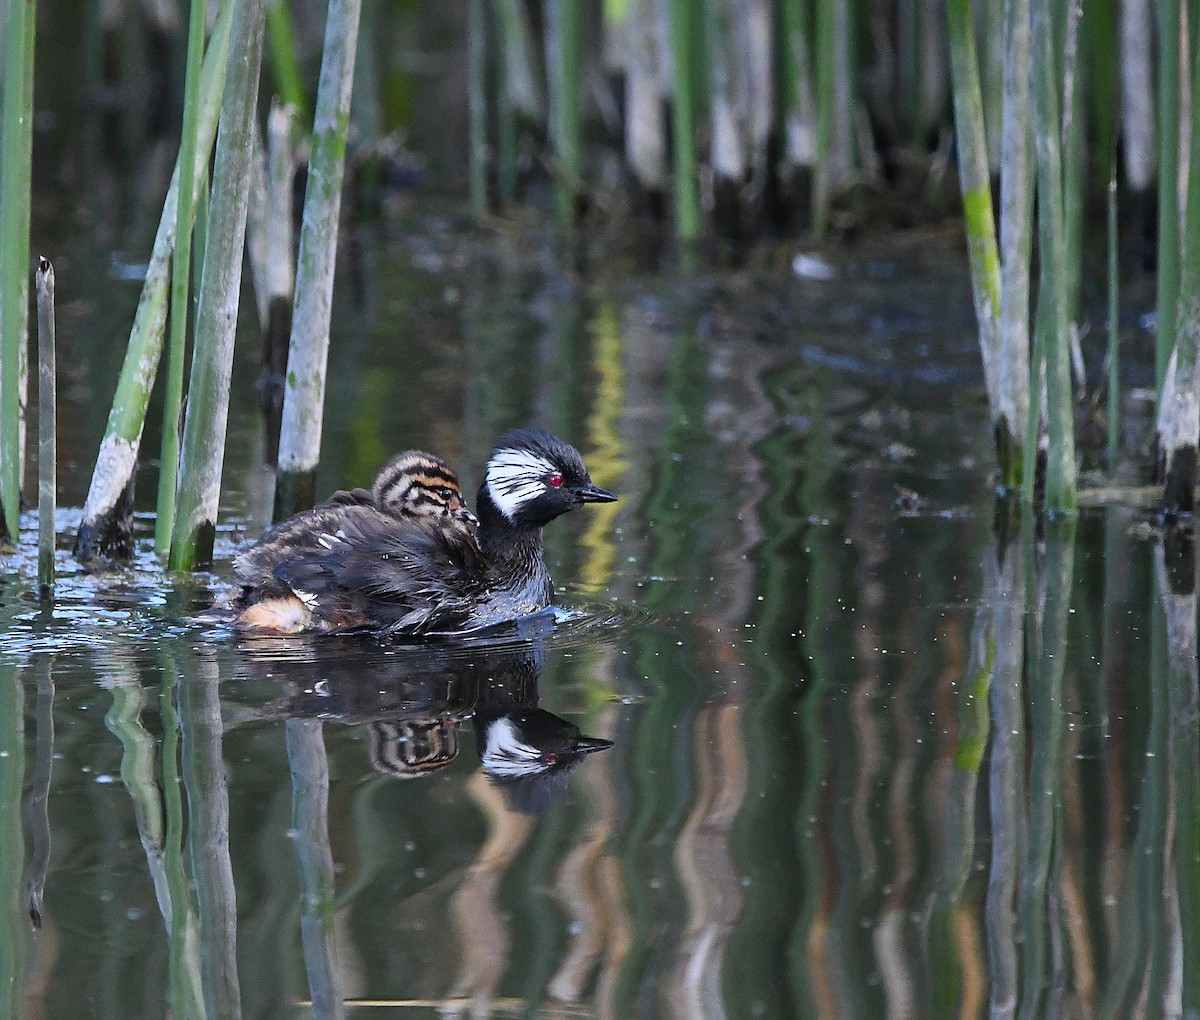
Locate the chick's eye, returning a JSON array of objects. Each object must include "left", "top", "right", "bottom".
[
  {"left": 438, "top": 488, "right": 455, "bottom": 500},
  {"left": 547, "top": 472, "right": 564, "bottom": 488}
]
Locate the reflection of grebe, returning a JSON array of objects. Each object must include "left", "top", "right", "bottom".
[
  {"left": 234, "top": 429, "right": 616, "bottom": 637},
  {"left": 253, "top": 642, "right": 613, "bottom": 812},
  {"left": 234, "top": 451, "right": 476, "bottom": 633},
  {"left": 475, "top": 708, "right": 613, "bottom": 815}
]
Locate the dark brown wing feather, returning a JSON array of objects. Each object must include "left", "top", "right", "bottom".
[{"left": 269, "top": 509, "right": 490, "bottom": 634}]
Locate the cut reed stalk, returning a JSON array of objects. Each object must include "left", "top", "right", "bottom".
[
  {"left": 544, "top": 0, "right": 584, "bottom": 224},
  {"left": 170, "top": 0, "right": 270, "bottom": 570},
  {"left": 0, "top": 0, "right": 37, "bottom": 545},
  {"left": 155, "top": 0, "right": 209, "bottom": 556},
  {"left": 667, "top": 0, "right": 701, "bottom": 241},
  {"left": 35, "top": 258, "right": 54, "bottom": 597},
  {"left": 74, "top": 6, "right": 232, "bottom": 562},
  {"left": 1032, "top": 0, "right": 1077, "bottom": 512},
  {"left": 274, "top": 0, "right": 364, "bottom": 522}
]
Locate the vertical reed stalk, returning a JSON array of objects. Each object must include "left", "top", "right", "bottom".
[
  {"left": 623, "top": 0, "right": 669, "bottom": 195},
  {"left": 1120, "top": 0, "right": 1156, "bottom": 199},
  {"left": 274, "top": 0, "right": 364, "bottom": 521},
  {"left": 1033, "top": 0, "right": 1077, "bottom": 512},
  {"left": 74, "top": 6, "right": 232, "bottom": 562},
  {"left": 170, "top": 0, "right": 270, "bottom": 570},
  {"left": 668, "top": 0, "right": 701, "bottom": 241},
  {"left": 812, "top": 0, "right": 853, "bottom": 233},
  {"left": 946, "top": 0, "right": 1008, "bottom": 480},
  {"left": 493, "top": 0, "right": 542, "bottom": 205},
  {"left": 544, "top": 0, "right": 584, "bottom": 224},
  {"left": 468, "top": 0, "right": 488, "bottom": 219},
  {"left": 1156, "top": 0, "right": 1182, "bottom": 393},
  {"left": 262, "top": 102, "right": 295, "bottom": 466},
  {"left": 266, "top": 0, "right": 308, "bottom": 118},
  {"left": 35, "top": 258, "right": 54, "bottom": 596},
  {"left": 1160, "top": 2, "right": 1200, "bottom": 514},
  {"left": 1060, "top": 0, "right": 1086, "bottom": 331},
  {"left": 0, "top": 0, "right": 36, "bottom": 544},
  {"left": 155, "top": 0, "right": 209, "bottom": 556},
  {"left": 777, "top": 0, "right": 816, "bottom": 179},
  {"left": 997, "top": 0, "right": 1033, "bottom": 492},
  {"left": 1107, "top": 173, "right": 1120, "bottom": 465}
]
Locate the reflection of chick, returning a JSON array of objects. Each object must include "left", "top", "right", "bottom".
[
  {"left": 367, "top": 718, "right": 463, "bottom": 779},
  {"left": 234, "top": 451, "right": 477, "bottom": 634}
]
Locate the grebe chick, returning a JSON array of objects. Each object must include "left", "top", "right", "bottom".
[
  {"left": 241, "top": 427, "right": 616, "bottom": 636},
  {"left": 234, "top": 451, "right": 476, "bottom": 634}
]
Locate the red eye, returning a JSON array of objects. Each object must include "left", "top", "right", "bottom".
[{"left": 547, "top": 472, "right": 564, "bottom": 488}]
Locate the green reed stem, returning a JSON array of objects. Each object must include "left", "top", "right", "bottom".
[
  {"left": 668, "top": 0, "right": 700, "bottom": 241},
  {"left": 35, "top": 258, "right": 54, "bottom": 596},
  {"left": 274, "top": 0, "right": 363, "bottom": 522},
  {"left": 545, "top": 0, "right": 584, "bottom": 224},
  {"left": 947, "top": 0, "right": 1013, "bottom": 486},
  {"left": 1033, "top": 0, "right": 1076, "bottom": 512},
  {"left": 1156, "top": 0, "right": 1181, "bottom": 393},
  {"left": 155, "top": 0, "right": 209, "bottom": 556},
  {"left": 0, "top": 0, "right": 36, "bottom": 544},
  {"left": 74, "top": 5, "right": 231, "bottom": 561},
  {"left": 171, "top": 0, "right": 270, "bottom": 570},
  {"left": 266, "top": 0, "right": 308, "bottom": 118},
  {"left": 777, "top": 0, "right": 815, "bottom": 175}
]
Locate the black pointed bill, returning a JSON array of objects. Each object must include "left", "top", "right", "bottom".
[
  {"left": 572, "top": 735, "right": 614, "bottom": 755},
  {"left": 574, "top": 483, "right": 617, "bottom": 504}
]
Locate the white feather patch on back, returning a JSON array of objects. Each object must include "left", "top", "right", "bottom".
[
  {"left": 486, "top": 449, "right": 556, "bottom": 520},
  {"left": 482, "top": 717, "right": 547, "bottom": 776}
]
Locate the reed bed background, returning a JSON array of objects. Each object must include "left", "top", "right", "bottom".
[{"left": 0, "top": 0, "right": 1196, "bottom": 566}]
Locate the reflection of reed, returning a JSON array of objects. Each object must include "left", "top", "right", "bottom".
[
  {"left": 669, "top": 704, "right": 746, "bottom": 1020},
  {"left": 984, "top": 536, "right": 1025, "bottom": 1019},
  {"left": 99, "top": 653, "right": 205, "bottom": 1020},
  {"left": 286, "top": 719, "right": 345, "bottom": 1019},
  {"left": 1158, "top": 533, "right": 1200, "bottom": 1010},
  {"left": 23, "top": 655, "right": 54, "bottom": 930},
  {"left": 181, "top": 653, "right": 244, "bottom": 1019},
  {"left": 0, "top": 659, "right": 26, "bottom": 1016},
  {"left": 446, "top": 771, "right": 533, "bottom": 1017},
  {"left": 1017, "top": 519, "right": 1073, "bottom": 1019}
]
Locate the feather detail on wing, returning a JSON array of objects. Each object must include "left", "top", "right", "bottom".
[{"left": 267, "top": 508, "right": 490, "bottom": 634}]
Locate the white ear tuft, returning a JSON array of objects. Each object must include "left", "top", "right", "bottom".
[
  {"left": 486, "top": 449, "right": 556, "bottom": 520},
  {"left": 482, "top": 717, "right": 546, "bottom": 776}
]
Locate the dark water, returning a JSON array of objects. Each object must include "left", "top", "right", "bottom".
[{"left": 5, "top": 16, "right": 1197, "bottom": 1016}]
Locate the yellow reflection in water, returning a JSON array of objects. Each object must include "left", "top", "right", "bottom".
[{"left": 577, "top": 301, "right": 627, "bottom": 593}]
